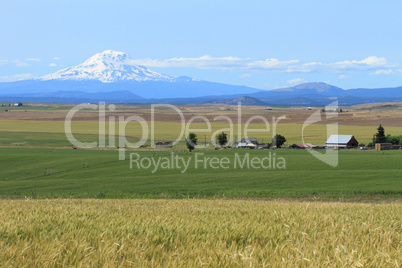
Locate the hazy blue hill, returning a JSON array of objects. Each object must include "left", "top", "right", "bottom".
[
  {"left": 1, "top": 79, "right": 402, "bottom": 106},
  {"left": 345, "top": 86, "right": 402, "bottom": 98},
  {"left": 204, "top": 96, "right": 268, "bottom": 106},
  {"left": 0, "top": 79, "right": 259, "bottom": 99},
  {"left": 272, "top": 82, "right": 345, "bottom": 95}
]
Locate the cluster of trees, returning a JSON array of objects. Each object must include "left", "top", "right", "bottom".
[
  {"left": 186, "top": 132, "right": 230, "bottom": 152},
  {"left": 186, "top": 124, "right": 400, "bottom": 152},
  {"left": 186, "top": 132, "right": 287, "bottom": 152},
  {"left": 371, "top": 124, "right": 401, "bottom": 145},
  {"left": 386, "top": 135, "right": 401, "bottom": 145}
]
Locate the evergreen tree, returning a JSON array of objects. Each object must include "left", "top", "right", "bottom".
[{"left": 374, "top": 124, "right": 386, "bottom": 143}]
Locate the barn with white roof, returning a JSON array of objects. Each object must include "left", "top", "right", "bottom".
[{"left": 325, "top": 135, "right": 358, "bottom": 148}]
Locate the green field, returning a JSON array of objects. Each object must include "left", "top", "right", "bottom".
[
  {"left": 1, "top": 147, "right": 401, "bottom": 199},
  {"left": 1, "top": 103, "right": 402, "bottom": 199}
]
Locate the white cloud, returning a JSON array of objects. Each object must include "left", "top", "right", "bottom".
[
  {"left": 0, "top": 59, "right": 29, "bottom": 67},
  {"left": 26, "top": 58, "right": 40, "bottom": 62},
  {"left": 240, "top": 73, "right": 251, "bottom": 78},
  {"left": 53, "top": 57, "right": 60, "bottom": 60},
  {"left": 370, "top": 69, "right": 394, "bottom": 75},
  {"left": 339, "top": 74, "right": 350, "bottom": 79},
  {"left": 130, "top": 56, "right": 301, "bottom": 71},
  {"left": 0, "top": 59, "right": 9, "bottom": 65},
  {"left": 292, "top": 56, "right": 396, "bottom": 73},
  {"left": 0, "top": 73, "right": 35, "bottom": 82},
  {"left": 287, "top": 78, "right": 305, "bottom": 85},
  {"left": 329, "top": 56, "right": 394, "bottom": 70},
  {"left": 285, "top": 62, "right": 320, "bottom": 73},
  {"left": 13, "top": 60, "right": 29, "bottom": 67},
  {"left": 360, "top": 56, "right": 388, "bottom": 66},
  {"left": 0, "top": 59, "right": 30, "bottom": 67},
  {"left": 49, "top": 63, "right": 57, "bottom": 67},
  {"left": 0, "top": 59, "right": 29, "bottom": 66},
  {"left": 129, "top": 55, "right": 250, "bottom": 70},
  {"left": 128, "top": 55, "right": 397, "bottom": 74},
  {"left": 285, "top": 56, "right": 395, "bottom": 73},
  {"left": 248, "top": 58, "right": 299, "bottom": 70}
]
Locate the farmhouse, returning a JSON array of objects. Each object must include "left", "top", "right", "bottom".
[
  {"left": 233, "top": 142, "right": 256, "bottom": 149},
  {"left": 233, "top": 137, "right": 258, "bottom": 149},
  {"left": 240, "top": 137, "right": 258, "bottom": 145},
  {"left": 325, "top": 135, "right": 358, "bottom": 148}
]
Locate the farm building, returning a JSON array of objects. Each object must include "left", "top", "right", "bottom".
[
  {"left": 233, "top": 142, "right": 256, "bottom": 149},
  {"left": 325, "top": 135, "right": 358, "bottom": 148},
  {"left": 290, "top": 143, "right": 311, "bottom": 149},
  {"left": 245, "top": 143, "right": 256, "bottom": 148},
  {"left": 240, "top": 137, "right": 258, "bottom": 145},
  {"left": 233, "top": 142, "right": 246, "bottom": 148},
  {"left": 233, "top": 137, "right": 258, "bottom": 149}
]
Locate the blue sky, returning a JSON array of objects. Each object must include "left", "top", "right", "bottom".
[{"left": 1, "top": 0, "right": 402, "bottom": 90}]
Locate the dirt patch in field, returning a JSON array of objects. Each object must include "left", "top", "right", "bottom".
[
  {"left": 0, "top": 108, "right": 312, "bottom": 123},
  {"left": 1, "top": 105, "right": 401, "bottom": 127},
  {"left": 1, "top": 110, "right": 71, "bottom": 121}
]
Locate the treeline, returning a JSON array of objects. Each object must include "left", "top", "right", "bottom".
[{"left": 365, "top": 124, "right": 402, "bottom": 146}]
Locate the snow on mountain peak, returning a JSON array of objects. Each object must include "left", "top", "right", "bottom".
[{"left": 39, "top": 50, "right": 176, "bottom": 83}]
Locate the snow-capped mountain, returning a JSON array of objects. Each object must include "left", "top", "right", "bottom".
[
  {"left": 0, "top": 50, "right": 261, "bottom": 100},
  {"left": 39, "top": 50, "right": 177, "bottom": 83},
  {"left": 27, "top": 50, "right": 259, "bottom": 98},
  {"left": 3, "top": 50, "right": 402, "bottom": 104}
]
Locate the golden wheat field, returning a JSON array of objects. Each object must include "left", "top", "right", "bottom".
[{"left": 0, "top": 199, "right": 400, "bottom": 267}]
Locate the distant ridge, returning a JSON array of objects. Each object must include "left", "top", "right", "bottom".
[
  {"left": 204, "top": 96, "right": 268, "bottom": 106},
  {"left": 272, "top": 82, "right": 344, "bottom": 95}
]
